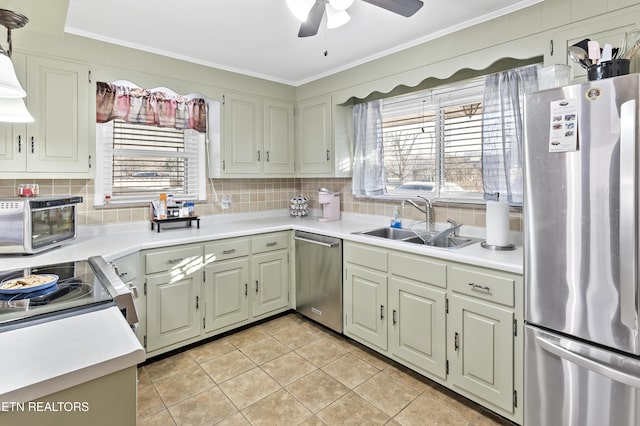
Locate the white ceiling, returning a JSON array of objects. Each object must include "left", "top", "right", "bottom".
[{"left": 64, "top": 0, "right": 540, "bottom": 86}]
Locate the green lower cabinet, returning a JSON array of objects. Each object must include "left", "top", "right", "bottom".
[
  {"left": 389, "top": 276, "right": 447, "bottom": 380},
  {"left": 251, "top": 249, "right": 289, "bottom": 317},
  {"left": 344, "top": 264, "right": 388, "bottom": 351},
  {"left": 203, "top": 257, "right": 250, "bottom": 332},
  {"left": 448, "top": 293, "right": 514, "bottom": 413},
  {"left": 146, "top": 270, "right": 201, "bottom": 352}
]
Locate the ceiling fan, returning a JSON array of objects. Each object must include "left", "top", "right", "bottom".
[{"left": 287, "top": 0, "right": 424, "bottom": 38}]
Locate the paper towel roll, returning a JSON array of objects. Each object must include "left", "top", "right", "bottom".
[{"left": 486, "top": 200, "right": 510, "bottom": 247}]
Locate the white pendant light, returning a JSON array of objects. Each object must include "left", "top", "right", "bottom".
[
  {"left": 326, "top": 3, "right": 350, "bottom": 29},
  {"left": 286, "top": 0, "right": 316, "bottom": 22},
  {"left": 328, "top": 0, "right": 354, "bottom": 10},
  {"left": 0, "top": 51, "right": 26, "bottom": 98},
  {"left": 0, "top": 97, "right": 34, "bottom": 122}
]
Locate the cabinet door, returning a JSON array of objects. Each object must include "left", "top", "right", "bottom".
[
  {"left": 26, "top": 56, "right": 90, "bottom": 173},
  {"left": 344, "top": 264, "right": 388, "bottom": 351},
  {"left": 263, "top": 99, "right": 294, "bottom": 175},
  {"left": 146, "top": 271, "right": 201, "bottom": 352},
  {"left": 389, "top": 276, "right": 447, "bottom": 379},
  {"left": 297, "top": 95, "right": 332, "bottom": 175},
  {"left": 448, "top": 293, "right": 514, "bottom": 413},
  {"left": 251, "top": 250, "right": 289, "bottom": 317},
  {"left": 223, "top": 91, "right": 262, "bottom": 174},
  {"left": 0, "top": 123, "right": 26, "bottom": 172},
  {"left": 204, "top": 257, "right": 250, "bottom": 332}
]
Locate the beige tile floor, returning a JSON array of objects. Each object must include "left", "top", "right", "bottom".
[{"left": 137, "top": 313, "right": 514, "bottom": 426}]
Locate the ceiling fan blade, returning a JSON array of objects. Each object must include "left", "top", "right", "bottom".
[
  {"left": 298, "top": 1, "right": 325, "bottom": 37},
  {"left": 362, "top": 0, "right": 424, "bottom": 17}
]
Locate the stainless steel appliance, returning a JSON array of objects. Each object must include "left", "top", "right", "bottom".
[
  {"left": 524, "top": 73, "right": 640, "bottom": 426},
  {"left": 294, "top": 230, "right": 342, "bottom": 332},
  {"left": 0, "top": 256, "right": 138, "bottom": 332},
  {"left": 0, "top": 196, "right": 83, "bottom": 254}
]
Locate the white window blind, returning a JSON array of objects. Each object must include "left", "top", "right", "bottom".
[
  {"left": 381, "top": 77, "right": 485, "bottom": 199},
  {"left": 95, "top": 120, "right": 206, "bottom": 205}
]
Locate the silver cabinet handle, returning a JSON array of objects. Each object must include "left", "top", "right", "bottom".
[
  {"left": 537, "top": 335, "right": 640, "bottom": 388},
  {"left": 619, "top": 100, "right": 636, "bottom": 329},
  {"left": 222, "top": 249, "right": 236, "bottom": 255},
  {"left": 266, "top": 242, "right": 278, "bottom": 247},
  {"left": 392, "top": 309, "right": 397, "bottom": 325},
  {"left": 17, "top": 135, "right": 21, "bottom": 153},
  {"left": 30, "top": 136, "right": 35, "bottom": 154},
  {"left": 167, "top": 258, "right": 184, "bottom": 265},
  {"left": 195, "top": 295, "right": 199, "bottom": 310},
  {"left": 380, "top": 305, "right": 385, "bottom": 320},
  {"left": 266, "top": 151, "right": 270, "bottom": 162},
  {"left": 326, "top": 149, "right": 330, "bottom": 161},
  {"left": 468, "top": 282, "right": 491, "bottom": 292},
  {"left": 257, "top": 150, "right": 261, "bottom": 161},
  {"left": 245, "top": 283, "right": 248, "bottom": 297},
  {"left": 454, "top": 332, "right": 460, "bottom": 351},
  {"left": 255, "top": 280, "right": 259, "bottom": 293}
]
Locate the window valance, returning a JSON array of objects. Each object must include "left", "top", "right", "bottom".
[{"left": 96, "top": 81, "right": 207, "bottom": 133}]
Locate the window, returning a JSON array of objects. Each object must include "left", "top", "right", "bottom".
[
  {"left": 94, "top": 81, "right": 209, "bottom": 206},
  {"left": 380, "top": 77, "right": 485, "bottom": 200},
  {"left": 95, "top": 120, "right": 206, "bottom": 205}
]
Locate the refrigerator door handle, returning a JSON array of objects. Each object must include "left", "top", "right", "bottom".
[
  {"left": 619, "top": 99, "right": 637, "bottom": 330},
  {"left": 536, "top": 335, "right": 640, "bottom": 389}
]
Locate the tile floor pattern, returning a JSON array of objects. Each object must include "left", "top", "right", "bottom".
[{"left": 137, "top": 313, "right": 514, "bottom": 426}]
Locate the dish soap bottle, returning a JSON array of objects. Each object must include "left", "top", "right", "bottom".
[{"left": 390, "top": 206, "right": 402, "bottom": 228}]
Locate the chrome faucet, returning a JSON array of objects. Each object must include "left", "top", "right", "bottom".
[{"left": 403, "top": 195, "right": 433, "bottom": 231}]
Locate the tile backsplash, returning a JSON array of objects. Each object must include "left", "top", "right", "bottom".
[{"left": 0, "top": 178, "right": 522, "bottom": 231}]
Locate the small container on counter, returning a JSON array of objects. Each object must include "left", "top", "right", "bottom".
[{"left": 17, "top": 184, "right": 39, "bottom": 197}]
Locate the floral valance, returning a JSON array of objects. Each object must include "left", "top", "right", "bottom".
[{"left": 96, "top": 81, "right": 207, "bottom": 133}]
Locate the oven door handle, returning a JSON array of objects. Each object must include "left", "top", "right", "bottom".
[{"left": 536, "top": 335, "right": 640, "bottom": 388}]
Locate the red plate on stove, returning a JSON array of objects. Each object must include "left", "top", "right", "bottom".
[{"left": 0, "top": 274, "right": 59, "bottom": 295}]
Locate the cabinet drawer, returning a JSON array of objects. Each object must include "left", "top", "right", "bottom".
[
  {"left": 389, "top": 251, "right": 446, "bottom": 288},
  {"left": 204, "top": 238, "right": 250, "bottom": 263},
  {"left": 448, "top": 264, "right": 516, "bottom": 307},
  {"left": 145, "top": 245, "right": 202, "bottom": 275},
  {"left": 344, "top": 242, "right": 387, "bottom": 272},
  {"left": 252, "top": 232, "right": 289, "bottom": 254}
]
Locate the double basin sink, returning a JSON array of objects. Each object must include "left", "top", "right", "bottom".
[{"left": 354, "top": 227, "right": 481, "bottom": 249}]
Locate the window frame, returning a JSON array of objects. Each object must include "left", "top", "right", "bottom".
[
  {"left": 94, "top": 120, "right": 207, "bottom": 207},
  {"left": 360, "top": 76, "right": 486, "bottom": 204}
]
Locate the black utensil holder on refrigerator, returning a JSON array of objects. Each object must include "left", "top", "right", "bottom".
[{"left": 587, "top": 59, "right": 630, "bottom": 81}]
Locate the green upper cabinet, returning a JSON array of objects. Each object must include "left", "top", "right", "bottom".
[
  {"left": 263, "top": 99, "right": 295, "bottom": 175},
  {"left": 296, "top": 95, "right": 333, "bottom": 176},
  {"left": 223, "top": 91, "right": 263, "bottom": 175},
  {"left": 0, "top": 54, "right": 91, "bottom": 178},
  {"left": 222, "top": 91, "right": 295, "bottom": 176}
]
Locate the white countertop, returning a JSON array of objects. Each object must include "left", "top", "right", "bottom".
[
  {"left": 0, "top": 210, "right": 522, "bottom": 402},
  {"left": 0, "top": 211, "right": 523, "bottom": 274},
  {"left": 0, "top": 306, "right": 145, "bottom": 403}
]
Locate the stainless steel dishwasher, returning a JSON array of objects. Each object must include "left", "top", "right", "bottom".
[{"left": 294, "top": 230, "right": 343, "bottom": 333}]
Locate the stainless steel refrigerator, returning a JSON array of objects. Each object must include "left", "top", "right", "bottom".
[{"left": 524, "top": 73, "right": 640, "bottom": 426}]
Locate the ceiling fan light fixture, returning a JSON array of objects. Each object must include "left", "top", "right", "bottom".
[
  {"left": 0, "top": 97, "right": 33, "bottom": 122},
  {"left": 326, "top": 3, "right": 350, "bottom": 29},
  {"left": 328, "top": 0, "right": 354, "bottom": 10},
  {"left": 286, "top": 0, "right": 316, "bottom": 22}
]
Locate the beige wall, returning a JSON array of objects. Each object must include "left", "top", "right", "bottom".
[{"left": 0, "top": 178, "right": 522, "bottom": 231}]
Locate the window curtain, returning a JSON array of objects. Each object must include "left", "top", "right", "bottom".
[
  {"left": 481, "top": 64, "right": 539, "bottom": 205},
  {"left": 352, "top": 100, "right": 385, "bottom": 196},
  {"left": 96, "top": 82, "right": 207, "bottom": 133}
]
